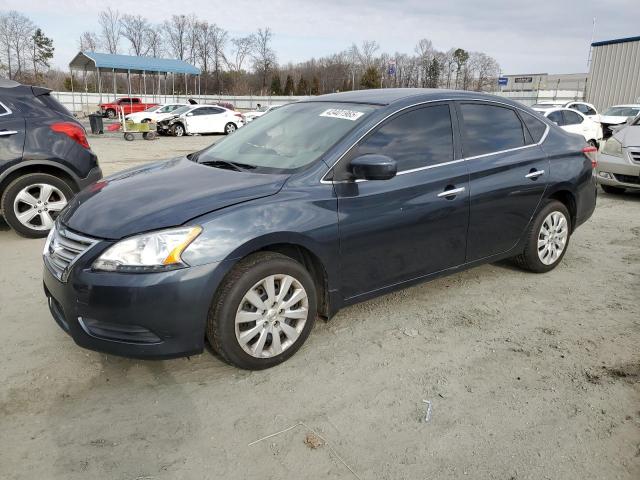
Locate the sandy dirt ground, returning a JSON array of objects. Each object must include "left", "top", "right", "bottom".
[{"left": 1, "top": 133, "right": 639, "bottom": 480}]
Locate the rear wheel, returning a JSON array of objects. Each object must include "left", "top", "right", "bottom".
[
  {"left": 513, "top": 200, "right": 571, "bottom": 273},
  {"left": 224, "top": 122, "right": 237, "bottom": 135},
  {"left": 206, "top": 252, "right": 317, "bottom": 370},
  {"left": 1, "top": 173, "right": 74, "bottom": 238},
  {"left": 601, "top": 185, "right": 625, "bottom": 194}
]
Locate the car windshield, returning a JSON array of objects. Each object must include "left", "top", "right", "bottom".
[
  {"left": 171, "top": 106, "right": 193, "bottom": 116},
  {"left": 144, "top": 105, "right": 161, "bottom": 112},
  {"left": 603, "top": 106, "right": 640, "bottom": 117},
  {"left": 197, "top": 102, "right": 379, "bottom": 173}
]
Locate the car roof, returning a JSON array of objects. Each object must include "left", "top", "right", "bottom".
[
  {"left": 307, "top": 88, "right": 526, "bottom": 109},
  {"left": 0, "top": 78, "right": 21, "bottom": 89}
]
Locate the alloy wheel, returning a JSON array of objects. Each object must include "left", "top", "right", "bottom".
[
  {"left": 537, "top": 211, "right": 568, "bottom": 265},
  {"left": 234, "top": 274, "right": 309, "bottom": 358},
  {"left": 13, "top": 183, "right": 67, "bottom": 231},
  {"left": 225, "top": 123, "right": 236, "bottom": 134}
]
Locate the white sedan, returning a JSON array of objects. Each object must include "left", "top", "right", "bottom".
[
  {"left": 124, "top": 103, "right": 189, "bottom": 123},
  {"left": 243, "top": 104, "right": 283, "bottom": 123},
  {"left": 598, "top": 104, "right": 640, "bottom": 138},
  {"left": 158, "top": 105, "right": 244, "bottom": 136},
  {"left": 543, "top": 108, "right": 603, "bottom": 146},
  {"left": 532, "top": 101, "right": 599, "bottom": 121}
]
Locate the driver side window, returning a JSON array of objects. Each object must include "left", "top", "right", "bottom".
[{"left": 349, "top": 104, "right": 454, "bottom": 174}]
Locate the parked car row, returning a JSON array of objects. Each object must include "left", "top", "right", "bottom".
[{"left": 156, "top": 104, "right": 245, "bottom": 136}]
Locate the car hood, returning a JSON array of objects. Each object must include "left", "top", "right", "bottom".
[
  {"left": 599, "top": 115, "right": 629, "bottom": 125},
  {"left": 59, "top": 157, "right": 287, "bottom": 240},
  {"left": 615, "top": 125, "right": 640, "bottom": 147}
]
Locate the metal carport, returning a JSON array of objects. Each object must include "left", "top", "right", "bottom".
[{"left": 68, "top": 51, "right": 201, "bottom": 111}]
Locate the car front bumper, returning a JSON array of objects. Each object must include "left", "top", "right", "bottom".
[
  {"left": 43, "top": 241, "right": 232, "bottom": 359},
  {"left": 596, "top": 149, "right": 640, "bottom": 190}
]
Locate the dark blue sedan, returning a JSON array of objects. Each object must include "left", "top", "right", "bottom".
[{"left": 43, "top": 89, "right": 597, "bottom": 369}]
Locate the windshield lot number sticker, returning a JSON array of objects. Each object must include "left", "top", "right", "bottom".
[{"left": 320, "top": 109, "right": 365, "bottom": 121}]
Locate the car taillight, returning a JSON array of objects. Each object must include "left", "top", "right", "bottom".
[
  {"left": 582, "top": 145, "right": 598, "bottom": 168},
  {"left": 50, "top": 122, "right": 90, "bottom": 149}
]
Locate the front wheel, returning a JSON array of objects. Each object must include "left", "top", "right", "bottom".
[
  {"left": 1, "top": 173, "right": 74, "bottom": 238},
  {"left": 206, "top": 252, "right": 317, "bottom": 370},
  {"left": 513, "top": 200, "right": 571, "bottom": 273},
  {"left": 172, "top": 123, "right": 185, "bottom": 137},
  {"left": 224, "top": 122, "right": 237, "bottom": 135}
]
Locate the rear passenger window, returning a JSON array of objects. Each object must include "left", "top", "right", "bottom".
[
  {"left": 562, "top": 110, "right": 583, "bottom": 125},
  {"left": 521, "top": 112, "right": 547, "bottom": 143},
  {"left": 352, "top": 104, "right": 453, "bottom": 172},
  {"left": 547, "top": 111, "right": 564, "bottom": 125},
  {"left": 460, "top": 103, "right": 525, "bottom": 157}
]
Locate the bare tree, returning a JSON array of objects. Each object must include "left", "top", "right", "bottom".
[
  {"left": 251, "top": 28, "right": 276, "bottom": 93},
  {"left": 146, "top": 26, "right": 163, "bottom": 58},
  {"left": 228, "top": 35, "right": 254, "bottom": 72},
  {"left": 163, "top": 14, "right": 191, "bottom": 60},
  {"left": 98, "top": 8, "right": 121, "bottom": 54},
  {"left": 0, "top": 11, "right": 35, "bottom": 79},
  {"left": 78, "top": 31, "right": 99, "bottom": 52},
  {"left": 120, "top": 14, "right": 150, "bottom": 56}
]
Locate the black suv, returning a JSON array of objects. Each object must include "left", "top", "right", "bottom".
[{"left": 0, "top": 79, "right": 102, "bottom": 237}]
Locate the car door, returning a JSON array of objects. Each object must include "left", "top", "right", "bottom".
[
  {"left": 0, "top": 99, "right": 26, "bottom": 169},
  {"left": 333, "top": 102, "right": 469, "bottom": 299},
  {"left": 187, "top": 107, "right": 225, "bottom": 133},
  {"left": 458, "top": 101, "right": 549, "bottom": 262},
  {"left": 183, "top": 107, "right": 206, "bottom": 133}
]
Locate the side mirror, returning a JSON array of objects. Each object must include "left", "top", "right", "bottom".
[{"left": 350, "top": 154, "right": 397, "bottom": 181}]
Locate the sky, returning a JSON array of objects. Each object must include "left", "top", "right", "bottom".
[{"left": 5, "top": 0, "right": 639, "bottom": 75}]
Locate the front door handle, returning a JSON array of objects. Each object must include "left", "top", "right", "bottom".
[
  {"left": 437, "top": 186, "right": 465, "bottom": 198},
  {"left": 525, "top": 169, "right": 545, "bottom": 179},
  {"left": 0, "top": 130, "right": 18, "bottom": 137}
]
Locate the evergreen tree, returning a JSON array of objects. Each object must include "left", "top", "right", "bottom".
[
  {"left": 283, "top": 74, "right": 295, "bottom": 95},
  {"left": 295, "top": 76, "right": 308, "bottom": 95},
  {"left": 311, "top": 76, "right": 320, "bottom": 95},
  {"left": 31, "top": 28, "right": 54, "bottom": 78},
  {"left": 426, "top": 58, "right": 441, "bottom": 88},
  {"left": 270, "top": 75, "right": 282, "bottom": 95},
  {"left": 360, "top": 66, "right": 381, "bottom": 89}
]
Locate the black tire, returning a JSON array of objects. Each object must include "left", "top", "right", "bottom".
[
  {"left": 172, "top": 123, "right": 185, "bottom": 137},
  {"left": 513, "top": 200, "right": 571, "bottom": 273},
  {"left": 1, "top": 173, "right": 74, "bottom": 238},
  {"left": 601, "top": 185, "right": 626, "bottom": 194},
  {"left": 224, "top": 122, "right": 237, "bottom": 135},
  {"left": 206, "top": 252, "right": 317, "bottom": 370},
  {"left": 588, "top": 139, "right": 599, "bottom": 149},
  {"left": 105, "top": 109, "right": 116, "bottom": 119},
  {"left": 124, "top": 132, "right": 135, "bottom": 141}
]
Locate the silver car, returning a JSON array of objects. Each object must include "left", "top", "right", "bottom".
[{"left": 596, "top": 115, "right": 640, "bottom": 193}]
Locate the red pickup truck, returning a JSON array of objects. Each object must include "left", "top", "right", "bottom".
[{"left": 99, "top": 97, "right": 158, "bottom": 119}]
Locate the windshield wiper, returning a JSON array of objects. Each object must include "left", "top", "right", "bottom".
[{"left": 199, "top": 159, "right": 256, "bottom": 172}]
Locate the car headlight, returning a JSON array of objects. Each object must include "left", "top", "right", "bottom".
[
  {"left": 602, "top": 137, "right": 623, "bottom": 157},
  {"left": 93, "top": 226, "right": 202, "bottom": 272}
]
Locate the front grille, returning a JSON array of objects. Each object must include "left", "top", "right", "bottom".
[
  {"left": 629, "top": 149, "right": 640, "bottom": 164},
  {"left": 613, "top": 173, "right": 640, "bottom": 185},
  {"left": 44, "top": 225, "right": 97, "bottom": 282}
]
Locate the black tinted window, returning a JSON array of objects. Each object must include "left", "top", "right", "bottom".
[
  {"left": 35, "top": 94, "right": 71, "bottom": 116},
  {"left": 352, "top": 104, "right": 453, "bottom": 172},
  {"left": 585, "top": 106, "right": 596, "bottom": 115},
  {"left": 521, "top": 112, "right": 547, "bottom": 143},
  {"left": 547, "top": 111, "right": 564, "bottom": 125},
  {"left": 460, "top": 103, "right": 525, "bottom": 157},
  {"left": 563, "top": 110, "right": 582, "bottom": 125}
]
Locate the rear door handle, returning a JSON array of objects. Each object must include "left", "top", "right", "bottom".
[
  {"left": 0, "top": 130, "right": 18, "bottom": 137},
  {"left": 437, "top": 186, "right": 465, "bottom": 198},
  {"left": 525, "top": 169, "right": 545, "bottom": 179}
]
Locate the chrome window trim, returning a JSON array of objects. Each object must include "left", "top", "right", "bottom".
[
  {"left": 320, "top": 97, "right": 550, "bottom": 185},
  {"left": 0, "top": 101, "right": 12, "bottom": 117}
]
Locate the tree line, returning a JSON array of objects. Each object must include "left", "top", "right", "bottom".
[{"left": 0, "top": 9, "right": 501, "bottom": 96}]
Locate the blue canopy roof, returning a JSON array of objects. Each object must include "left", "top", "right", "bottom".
[{"left": 69, "top": 51, "right": 200, "bottom": 75}]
